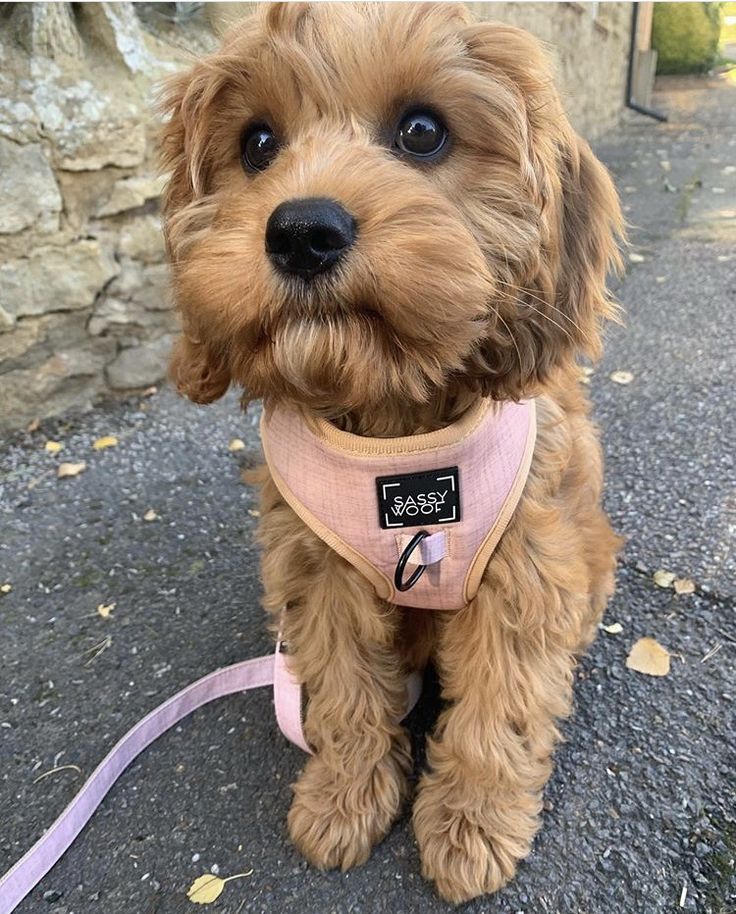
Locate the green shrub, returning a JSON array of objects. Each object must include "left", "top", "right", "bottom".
[{"left": 652, "top": 3, "right": 723, "bottom": 74}]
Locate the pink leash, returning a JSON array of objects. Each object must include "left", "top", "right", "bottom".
[{"left": 0, "top": 642, "right": 421, "bottom": 914}]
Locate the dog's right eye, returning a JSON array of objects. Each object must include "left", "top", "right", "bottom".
[
  {"left": 241, "top": 124, "right": 280, "bottom": 173},
  {"left": 394, "top": 109, "right": 447, "bottom": 160}
]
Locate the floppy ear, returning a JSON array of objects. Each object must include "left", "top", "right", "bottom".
[
  {"left": 168, "top": 334, "right": 231, "bottom": 405},
  {"left": 158, "top": 64, "right": 227, "bottom": 247},
  {"left": 158, "top": 16, "right": 256, "bottom": 226},
  {"left": 460, "top": 21, "right": 624, "bottom": 396},
  {"left": 554, "top": 133, "right": 624, "bottom": 361},
  {"left": 159, "top": 59, "right": 239, "bottom": 404}
]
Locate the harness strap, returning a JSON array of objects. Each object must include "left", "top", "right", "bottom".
[{"left": 0, "top": 642, "right": 421, "bottom": 914}]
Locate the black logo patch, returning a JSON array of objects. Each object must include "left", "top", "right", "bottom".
[{"left": 376, "top": 466, "right": 460, "bottom": 529}]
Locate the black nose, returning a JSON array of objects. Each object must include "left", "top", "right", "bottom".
[{"left": 265, "top": 198, "right": 356, "bottom": 280}]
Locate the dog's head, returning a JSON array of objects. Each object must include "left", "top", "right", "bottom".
[{"left": 161, "top": 2, "right": 623, "bottom": 416}]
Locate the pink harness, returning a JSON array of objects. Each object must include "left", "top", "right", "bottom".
[
  {"left": 262, "top": 397, "right": 537, "bottom": 610},
  {"left": 1, "top": 397, "right": 535, "bottom": 913}
]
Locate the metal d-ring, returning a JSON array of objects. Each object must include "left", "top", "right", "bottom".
[{"left": 394, "top": 530, "right": 429, "bottom": 592}]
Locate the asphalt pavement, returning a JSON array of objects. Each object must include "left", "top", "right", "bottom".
[{"left": 1, "top": 74, "right": 734, "bottom": 914}]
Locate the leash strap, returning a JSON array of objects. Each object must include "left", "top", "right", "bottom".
[
  {"left": 0, "top": 651, "right": 283, "bottom": 914},
  {"left": 274, "top": 640, "right": 311, "bottom": 753},
  {"left": 1, "top": 643, "right": 422, "bottom": 914}
]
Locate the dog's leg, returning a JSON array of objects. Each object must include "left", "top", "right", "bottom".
[
  {"left": 413, "top": 533, "right": 594, "bottom": 903},
  {"left": 282, "top": 552, "right": 411, "bottom": 871}
]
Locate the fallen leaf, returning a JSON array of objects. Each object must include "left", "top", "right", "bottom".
[
  {"left": 186, "top": 871, "right": 253, "bottom": 905},
  {"left": 44, "top": 441, "right": 63, "bottom": 454},
  {"left": 628, "top": 252, "right": 645, "bottom": 264},
  {"left": 26, "top": 418, "right": 40, "bottom": 433},
  {"left": 93, "top": 435, "right": 118, "bottom": 450},
  {"left": 228, "top": 438, "right": 246, "bottom": 452},
  {"left": 143, "top": 509, "right": 158, "bottom": 522},
  {"left": 653, "top": 569, "right": 676, "bottom": 588},
  {"left": 57, "top": 461, "right": 86, "bottom": 479},
  {"left": 0, "top": 583, "right": 12, "bottom": 594},
  {"left": 610, "top": 370, "right": 634, "bottom": 385},
  {"left": 97, "top": 602, "right": 116, "bottom": 619},
  {"left": 187, "top": 875, "right": 225, "bottom": 905},
  {"left": 602, "top": 622, "right": 623, "bottom": 634},
  {"left": 626, "top": 637, "right": 670, "bottom": 677},
  {"left": 141, "top": 386, "right": 158, "bottom": 397},
  {"left": 248, "top": 508, "right": 260, "bottom": 517},
  {"left": 674, "top": 577, "right": 695, "bottom": 595}
]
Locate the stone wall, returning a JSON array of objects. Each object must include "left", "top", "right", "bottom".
[
  {"left": 471, "top": 3, "right": 633, "bottom": 138},
  {"left": 0, "top": 2, "right": 633, "bottom": 433}
]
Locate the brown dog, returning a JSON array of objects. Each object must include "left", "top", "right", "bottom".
[{"left": 160, "top": 3, "right": 623, "bottom": 903}]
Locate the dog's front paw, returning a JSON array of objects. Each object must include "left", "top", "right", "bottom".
[
  {"left": 288, "top": 750, "right": 408, "bottom": 871},
  {"left": 413, "top": 775, "right": 538, "bottom": 904}
]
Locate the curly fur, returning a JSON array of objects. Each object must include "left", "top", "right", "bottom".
[{"left": 160, "top": 2, "right": 624, "bottom": 902}]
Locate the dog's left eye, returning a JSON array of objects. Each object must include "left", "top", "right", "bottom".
[
  {"left": 395, "top": 109, "right": 447, "bottom": 159},
  {"left": 241, "top": 124, "right": 280, "bottom": 173}
]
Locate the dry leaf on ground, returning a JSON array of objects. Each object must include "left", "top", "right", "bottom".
[
  {"left": 97, "top": 602, "right": 116, "bottom": 619},
  {"left": 93, "top": 435, "right": 118, "bottom": 450},
  {"left": 57, "top": 461, "right": 87, "bottom": 479},
  {"left": 187, "top": 875, "right": 225, "bottom": 905},
  {"left": 248, "top": 508, "right": 260, "bottom": 517},
  {"left": 228, "top": 438, "right": 246, "bottom": 452},
  {"left": 610, "top": 370, "right": 634, "bottom": 385},
  {"left": 143, "top": 509, "right": 158, "bottom": 522},
  {"left": 626, "top": 637, "right": 670, "bottom": 677},
  {"left": 44, "top": 441, "right": 63, "bottom": 454},
  {"left": 629, "top": 252, "right": 645, "bottom": 264},
  {"left": 674, "top": 577, "right": 696, "bottom": 595},
  {"left": 26, "top": 418, "right": 40, "bottom": 433},
  {"left": 187, "top": 871, "right": 253, "bottom": 905},
  {"left": 1, "top": 583, "right": 12, "bottom": 594},
  {"left": 653, "top": 569, "right": 676, "bottom": 588},
  {"left": 602, "top": 622, "right": 623, "bottom": 635}
]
